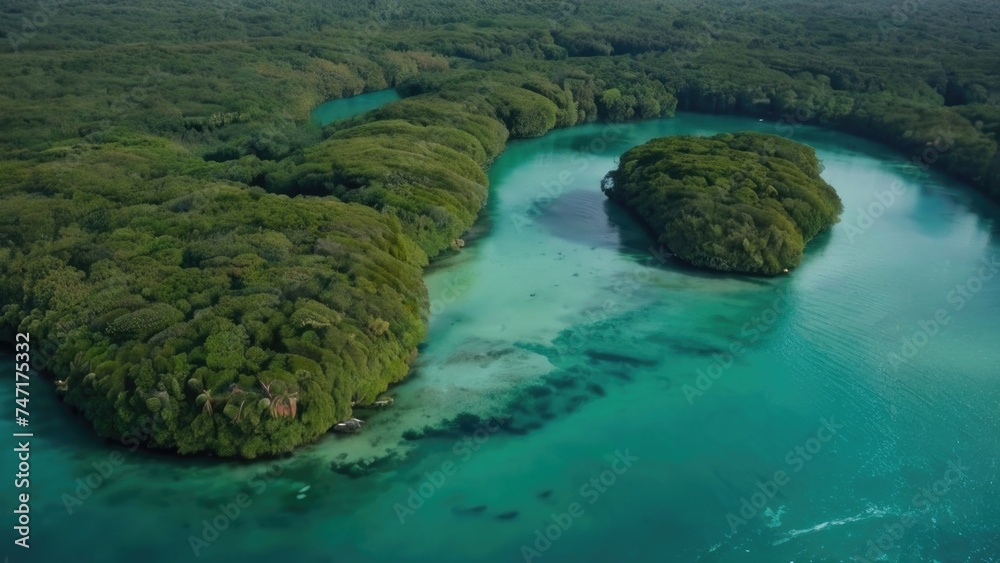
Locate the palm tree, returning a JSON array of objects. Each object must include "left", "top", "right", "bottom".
[
  {"left": 227, "top": 384, "right": 247, "bottom": 422},
  {"left": 234, "top": 398, "right": 247, "bottom": 422},
  {"left": 70, "top": 352, "right": 90, "bottom": 376},
  {"left": 272, "top": 390, "right": 299, "bottom": 418},
  {"left": 196, "top": 390, "right": 215, "bottom": 414},
  {"left": 259, "top": 379, "right": 274, "bottom": 399},
  {"left": 259, "top": 379, "right": 297, "bottom": 418}
]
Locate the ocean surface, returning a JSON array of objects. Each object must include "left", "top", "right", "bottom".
[{"left": 2, "top": 94, "right": 999, "bottom": 562}]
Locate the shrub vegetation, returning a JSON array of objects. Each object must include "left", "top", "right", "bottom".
[
  {"left": 0, "top": 0, "right": 996, "bottom": 456},
  {"left": 602, "top": 133, "right": 843, "bottom": 275}
]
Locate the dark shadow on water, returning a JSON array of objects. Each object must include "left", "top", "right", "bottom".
[
  {"left": 907, "top": 173, "right": 1000, "bottom": 240},
  {"left": 797, "top": 226, "right": 836, "bottom": 270},
  {"left": 536, "top": 188, "right": 769, "bottom": 289},
  {"left": 536, "top": 189, "right": 632, "bottom": 250},
  {"left": 799, "top": 123, "right": 1000, "bottom": 239}
]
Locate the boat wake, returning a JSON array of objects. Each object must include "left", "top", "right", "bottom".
[{"left": 771, "top": 506, "right": 895, "bottom": 546}]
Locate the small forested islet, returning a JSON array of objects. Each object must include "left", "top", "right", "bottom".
[{"left": 602, "top": 132, "right": 843, "bottom": 275}]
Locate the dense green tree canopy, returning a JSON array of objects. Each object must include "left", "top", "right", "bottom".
[
  {"left": 0, "top": 0, "right": 997, "bottom": 457},
  {"left": 603, "top": 133, "right": 843, "bottom": 275}
]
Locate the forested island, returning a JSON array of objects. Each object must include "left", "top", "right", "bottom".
[
  {"left": 1, "top": 0, "right": 998, "bottom": 457},
  {"left": 602, "top": 133, "right": 843, "bottom": 275}
]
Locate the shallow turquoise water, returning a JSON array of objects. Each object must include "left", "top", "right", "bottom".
[
  {"left": 2, "top": 112, "right": 999, "bottom": 562},
  {"left": 310, "top": 89, "right": 401, "bottom": 126}
]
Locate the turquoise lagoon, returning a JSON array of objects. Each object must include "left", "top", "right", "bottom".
[
  {"left": 2, "top": 101, "right": 999, "bottom": 562},
  {"left": 311, "top": 89, "right": 401, "bottom": 127}
]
